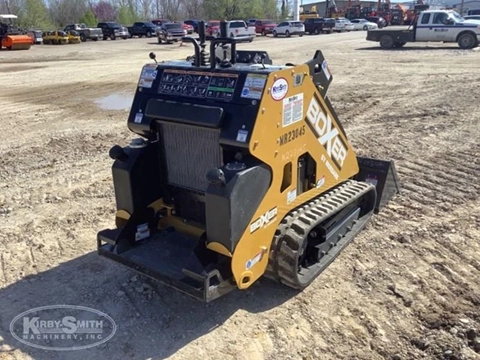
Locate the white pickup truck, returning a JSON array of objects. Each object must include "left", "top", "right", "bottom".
[
  {"left": 366, "top": 7, "right": 480, "bottom": 49},
  {"left": 224, "top": 20, "right": 256, "bottom": 42}
]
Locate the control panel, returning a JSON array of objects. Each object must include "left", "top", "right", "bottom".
[
  {"left": 128, "top": 60, "right": 274, "bottom": 145},
  {"left": 158, "top": 69, "right": 239, "bottom": 101}
]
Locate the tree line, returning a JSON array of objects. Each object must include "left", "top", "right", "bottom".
[{"left": 1, "top": 0, "right": 292, "bottom": 30}]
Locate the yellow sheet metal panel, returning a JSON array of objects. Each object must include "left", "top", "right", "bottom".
[{"left": 230, "top": 64, "right": 359, "bottom": 288}]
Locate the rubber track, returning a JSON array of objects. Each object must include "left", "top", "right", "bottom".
[{"left": 264, "top": 180, "right": 375, "bottom": 288}]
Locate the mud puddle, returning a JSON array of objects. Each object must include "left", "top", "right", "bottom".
[{"left": 95, "top": 93, "right": 133, "bottom": 110}]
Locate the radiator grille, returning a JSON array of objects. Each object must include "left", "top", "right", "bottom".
[{"left": 157, "top": 121, "right": 223, "bottom": 192}]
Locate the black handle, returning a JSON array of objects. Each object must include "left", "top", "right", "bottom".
[
  {"left": 209, "top": 38, "right": 237, "bottom": 68},
  {"left": 181, "top": 37, "right": 201, "bottom": 66}
]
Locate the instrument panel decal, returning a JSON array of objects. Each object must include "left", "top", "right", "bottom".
[{"left": 158, "top": 69, "right": 238, "bottom": 100}]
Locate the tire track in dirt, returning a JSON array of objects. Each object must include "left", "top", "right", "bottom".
[
  {"left": 371, "top": 134, "right": 480, "bottom": 357},
  {"left": 400, "top": 150, "right": 479, "bottom": 193},
  {"left": 405, "top": 160, "right": 480, "bottom": 189},
  {"left": 0, "top": 131, "right": 127, "bottom": 180},
  {"left": 331, "top": 76, "right": 480, "bottom": 357},
  {"left": 395, "top": 150, "right": 479, "bottom": 222},
  {"left": 433, "top": 235, "right": 480, "bottom": 275},
  {"left": 347, "top": 216, "right": 480, "bottom": 358},
  {"left": 0, "top": 129, "right": 128, "bottom": 265}
]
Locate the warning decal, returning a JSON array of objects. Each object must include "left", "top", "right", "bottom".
[{"left": 282, "top": 93, "right": 303, "bottom": 127}]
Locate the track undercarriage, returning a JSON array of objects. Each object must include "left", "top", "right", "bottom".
[{"left": 265, "top": 180, "right": 377, "bottom": 288}]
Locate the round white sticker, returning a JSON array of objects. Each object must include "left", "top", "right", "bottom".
[{"left": 271, "top": 78, "right": 288, "bottom": 101}]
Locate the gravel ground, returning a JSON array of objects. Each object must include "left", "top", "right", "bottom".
[{"left": 0, "top": 32, "right": 479, "bottom": 360}]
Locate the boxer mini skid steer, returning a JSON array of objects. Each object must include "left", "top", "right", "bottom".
[{"left": 97, "top": 21, "right": 400, "bottom": 302}]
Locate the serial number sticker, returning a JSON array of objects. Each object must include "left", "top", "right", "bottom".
[
  {"left": 241, "top": 74, "right": 267, "bottom": 99},
  {"left": 236, "top": 130, "right": 248, "bottom": 142},
  {"left": 134, "top": 113, "right": 143, "bottom": 123},
  {"left": 282, "top": 93, "right": 303, "bottom": 127}
]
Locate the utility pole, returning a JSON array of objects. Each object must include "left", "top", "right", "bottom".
[
  {"left": 156, "top": 0, "right": 159, "bottom": 18},
  {"left": 293, "top": 0, "right": 299, "bottom": 20}
]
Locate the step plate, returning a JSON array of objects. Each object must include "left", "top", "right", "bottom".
[{"left": 98, "top": 230, "right": 221, "bottom": 301}]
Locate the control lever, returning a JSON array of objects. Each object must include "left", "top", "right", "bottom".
[
  {"left": 222, "top": 44, "right": 229, "bottom": 61},
  {"left": 219, "top": 44, "right": 232, "bottom": 67},
  {"left": 209, "top": 37, "right": 236, "bottom": 69},
  {"left": 149, "top": 52, "right": 158, "bottom": 64},
  {"left": 182, "top": 20, "right": 209, "bottom": 67},
  {"left": 181, "top": 36, "right": 201, "bottom": 66}
]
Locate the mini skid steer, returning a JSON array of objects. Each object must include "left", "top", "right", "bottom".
[{"left": 97, "top": 21, "right": 400, "bottom": 302}]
